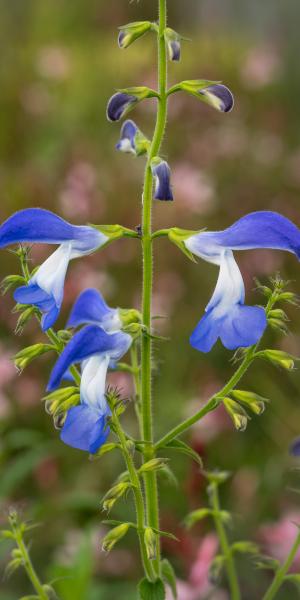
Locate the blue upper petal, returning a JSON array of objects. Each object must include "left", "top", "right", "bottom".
[
  {"left": 60, "top": 405, "right": 110, "bottom": 453},
  {"left": 67, "top": 288, "right": 115, "bottom": 329},
  {"left": 186, "top": 211, "right": 300, "bottom": 261},
  {"left": 0, "top": 208, "right": 104, "bottom": 253},
  {"left": 116, "top": 119, "right": 137, "bottom": 152},
  {"left": 48, "top": 325, "right": 131, "bottom": 391}
]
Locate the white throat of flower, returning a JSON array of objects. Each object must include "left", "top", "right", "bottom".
[
  {"left": 206, "top": 250, "right": 245, "bottom": 318},
  {"left": 80, "top": 354, "right": 110, "bottom": 412},
  {"left": 31, "top": 242, "right": 73, "bottom": 305}
]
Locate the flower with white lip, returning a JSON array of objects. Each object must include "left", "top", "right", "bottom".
[
  {"left": 179, "top": 211, "right": 300, "bottom": 352},
  {"left": 48, "top": 324, "right": 132, "bottom": 453},
  {"left": 0, "top": 208, "right": 108, "bottom": 330}
]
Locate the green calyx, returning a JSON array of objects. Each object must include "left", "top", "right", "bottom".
[
  {"left": 119, "top": 308, "right": 142, "bottom": 328},
  {"left": 91, "top": 224, "right": 139, "bottom": 243},
  {"left": 167, "top": 227, "right": 203, "bottom": 262},
  {"left": 168, "top": 78, "right": 219, "bottom": 97},
  {"left": 118, "top": 21, "right": 153, "bottom": 49}
]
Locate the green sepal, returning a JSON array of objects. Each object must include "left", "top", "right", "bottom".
[
  {"left": 205, "top": 470, "right": 231, "bottom": 485},
  {"left": 90, "top": 224, "right": 138, "bottom": 243},
  {"left": 118, "top": 21, "right": 153, "bottom": 49},
  {"left": 144, "top": 527, "right": 157, "bottom": 560},
  {"left": 167, "top": 227, "right": 204, "bottom": 263},
  {"left": 14, "top": 306, "right": 37, "bottom": 334},
  {"left": 161, "top": 559, "right": 177, "bottom": 599},
  {"left": 14, "top": 343, "right": 54, "bottom": 372},
  {"left": 168, "top": 79, "right": 219, "bottom": 97},
  {"left": 0, "top": 274, "right": 26, "bottom": 295},
  {"left": 231, "top": 540, "right": 259, "bottom": 555},
  {"left": 138, "top": 458, "right": 168, "bottom": 475},
  {"left": 138, "top": 578, "right": 165, "bottom": 600},
  {"left": 255, "top": 555, "right": 281, "bottom": 572},
  {"left": 119, "top": 308, "right": 142, "bottom": 328},
  {"left": 161, "top": 438, "right": 203, "bottom": 467},
  {"left": 256, "top": 349, "right": 297, "bottom": 370}
]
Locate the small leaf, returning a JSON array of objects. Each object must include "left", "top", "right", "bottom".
[
  {"left": 255, "top": 555, "right": 281, "bottom": 571},
  {"left": 163, "top": 439, "right": 203, "bottom": 467},
  {"left": 184, "top": 508, "right": 212, "bottom": 528},
  {"left": 161, "top": 559, "right": 177, "bottom": 599},
  {"left": 284, "top": 574, "right": 300, "bottom": 586},
  {"left": 138, "top": 578, "right": 165, "bottom": 600},
  {"left": 231, "top": 540, "right": 258, "bottom": 555}
]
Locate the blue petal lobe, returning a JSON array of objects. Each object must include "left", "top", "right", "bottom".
[
  {"left": 60, "top": 405, "right": 110, "bottom": 453},
  {"left": 107, "top": 93, "right": 136, "bottom": 122},
  {"left": 67, "top": 288, "right": 113, "bottom": 328},
  {"left": 48, "top": 325, "right": 131, "bottom": 391}
]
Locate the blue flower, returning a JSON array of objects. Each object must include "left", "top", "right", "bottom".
[
  {"left": 67, "top": 288, "right": 122, "bottom": 333},
  {"left": 290, "top": 437, "right": 300, "bottom": 457},
  {"left": 116, "top": 120, "right": 138, "bottom": 153},
  {"left": 151, "top": 159, "right": 173, "bottom": 201},
  {"left": 165, "top": 28, "right": 181, "bottom": 62},
  {"left": 199, "top": 84, "right": 234, "bottom": 113},
  {"left": 48, "top": 325, "right": 132, "bottom": 453},
  {"left": 0, "top": 209, "right": 107, "bottom": 331},
  {"left": 184, "top": 211, "right": 300, "bottom": 352}
]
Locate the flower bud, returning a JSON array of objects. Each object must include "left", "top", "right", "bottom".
[
  {"left": 107, "top": 87, "right": 157, "bottom": 122},
  {"left": 118, "top": 21, "right": 152, "bottom": 49},
  {"left": 169, "top": 79, "right": 234, "bottom": 113},
  {"left": 151, "top": 158, "right": 173, "bottom": 201},
  {"left": 138, "top": 458, "right": 168, "bottom": 474},
  {"left": 14, "top": 343, "right": 54, "bottom": 372},
  {"left": 144, "top": 527, "right": 157, "bottom": 560},
  {"left": 231, "top": 390, "right": 269, "bottom": 415},
  {"left": 290, "top": 437, "right": 300, "bottom": 457},
  {"left": 0, "top": 274, "right": 25, "bottom": 295},
  {"left": 116, "top": 120, "right": 150, "bottom": 156},
  {"left": 119, "top": 308, "right": 141, "bottom": 328},
  {"left": 257, "top": 349, "right": 296, "bottom": 370},
  {"left": 102, "top": 481, "right": 132, "bottom": 512},
  {"left": 15, "top": 306, "right": 36, "bottom": 334},
  {"left": 223, "top": 398, "right": 248, "bottom": 431},
  {"left": 164, "top": 28, "right": 181, "bottom": 61},
  {"left": 102, "top": 523, "right": 130, "bottom": 552}
]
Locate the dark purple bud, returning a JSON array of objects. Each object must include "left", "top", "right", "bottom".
[
  {"left": 107, "top": 93, "right": 137, "bottom": 122},
  {"left": 290, "top": 437, "right": 300, "bottom": 456},
  {"left": 151, "top": 160, "right": 173, "bottom": 201},
  {"left": 199, "top": 84, "right": 234, "bottom": 113},
  {"left": 169, "top": 41, "right": 181, "bottom": 61}
]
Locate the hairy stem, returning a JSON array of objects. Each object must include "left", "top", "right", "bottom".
[
  {"left": 112, "top": 414, "right": 155, "bottom": 581},
  {"left": 141, "top": 0, "right": 168, "bottom": 576},
  {"left": 210, "top": 482, "right": 241, "bottom": 600},
  {"left": 14, "top": 530, "right": 48, "bottom": 600},
  {"left": 262, "top": 530, "right": 300, "bottom": 600}
]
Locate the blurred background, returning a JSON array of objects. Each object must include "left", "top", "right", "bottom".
[{"left": 1, "top": 0, "right": 300, "bottom": 598}]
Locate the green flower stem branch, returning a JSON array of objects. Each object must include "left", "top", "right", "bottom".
[
  {"left": 111, "top": 410, "right": 156, "bottom": 581},
  {"left": 155, "top": 289, "right": 277, "bottom": 450},
  {"left": 140, "top": 0, "right": 168, "bottom": 576},
  {"left": 210, "top": 481, "right": 241, "bottom": 600},
  {"left": 262, "top": 529, "right": 300, "bottom": 600},
  {"left": 7, "top": 513, "right": 49, "bottom": 600}
]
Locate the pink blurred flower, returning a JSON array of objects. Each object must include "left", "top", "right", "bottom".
[
  {"left": 241, "top": 45, "right": 281, "bottom": 89},
  {"left": 59, "top": 161, "right": 103, "bottom": 220},
  {"left": 172, "top": 164, "right": 215, "bottom": 214},
  {"left": 259, "top": 513, "right": 300, "bottom": 571},
  {"left": 166, "top": 534, "right": 227, "bottom": 600},
  {"left": 36, "top": 45, "right": 71, "bottom": 80}
]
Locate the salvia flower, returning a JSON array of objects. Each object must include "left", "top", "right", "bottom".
[
  {"left": 116, "top": 119, "right": 149, "bottom": 156},
  {"left": 170, "top": 79, "right": 234, "bottom": 113},
  {"left": 0, "top": 209, "right": 106, "bottom": 331},
  {"left": 164, "top": 28, "right": 182, "bottom": 62},
  {"left": 118, "top": 21, "right": 152, "bottom": 49},
  {"left": 107, "top": 87, "right": 157, "bottom": 122},
  {"left": 48, "top": 325, "right": 132, "bottom": 453},
  {"left": 151, "top": 158, "right": 173, "bottom": 201},
  {"left": 181, "top": 211, "right": 300, "bottom": 352}
]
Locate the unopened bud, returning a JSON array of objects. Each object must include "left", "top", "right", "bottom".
[
  {"left": 102, "top": 482, "right": 132, "bottom": 512},
  {"left": 119, "top": 308, "right": 141, "bottom": 328},
  {"left": 139, "top": 458, "right": 168, "bottom": 474},
  {"left": 223, "top": 398, "right": 248, "bottom": 432},
  {"left": 14, "top": 343, "right": 53, "bottom": 372},
  {"left": 144, "top": 528, "right": 157, "bottom": 560},
  {"left": 165, "top": 28, "right": 182, "bottom": 61},
  {"left": 118, "top": 21, "right": 152, "bottom": 49},
  {"left": 102, "top": 523, "right": 130, "bottom": 553},
  {"left": 231, "top": 390, "right": 269, "bottom": 416},
  {"left": 0, "top": 275, "right": 25, "bottom": 295},
  {"left": 257, "top": 349, "right": 296, "bottom": 370}
]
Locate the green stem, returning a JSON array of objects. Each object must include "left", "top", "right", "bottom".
[
  {"left": 14, "top": 531, "right": 48, "bottom": 600},
  {"left": 262, "top": 531, "right": 300, "bottom": 600},
  {"left": 155, "top": 293, "right": 276, "bottom": 450},
  {"left": 112, "top": 414, "right": 156, "bottom": 581},
  {"left": 131, "top": 341, "right": 142, "bottom": 428},
  {"left": 155, "top": 345, "right": 256, "bottom": 449},
  {"left": 141, "top": 0, "right": 168, "bottom": 576},
  {"left": 210, "top": 482, "right": 241, "bottom": 600}
]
